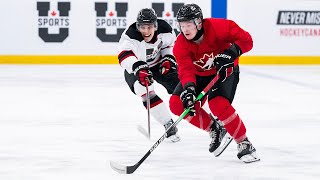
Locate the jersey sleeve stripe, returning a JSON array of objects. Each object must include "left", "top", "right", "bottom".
[
  {"left": 118, "top": 50, "right": 136, "bottom": 64},
  {"left": 160, "top": 45, "right": 173, "bottom": 50}
]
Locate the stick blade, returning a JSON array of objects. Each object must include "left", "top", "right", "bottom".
[
  {"left": 137, "top": 125, "right": 150, "bottom": 139},
  {"left": 110, "top": 161, "right": 127, "bottom": 174}
]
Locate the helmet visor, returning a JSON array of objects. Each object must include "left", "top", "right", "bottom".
[
  {"left": 136, "top": 22, "right": 157, "bottom": 32},
  {"left": 176, "top": 18, "right": 201, "bottom": 32}
]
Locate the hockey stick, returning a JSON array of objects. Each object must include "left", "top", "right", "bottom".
[
  {"left": 137, "top": 80, "right": 151, "bottom": 139},
  {"left": 110, "top": 74, "right": 220, "bottom": 174},
  {"left": 137, "top": 125, "right": 150, "bottom": 138},
  {"left": 146, "top": 82, "right": 151, "bottom": 139}
]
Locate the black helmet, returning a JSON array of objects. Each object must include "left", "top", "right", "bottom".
[
  {"left": 136, "top": 8, "right": 158, "bottom": 27},
  {"left": 177, "top": 4, "right": 203, "bottom": 22}
]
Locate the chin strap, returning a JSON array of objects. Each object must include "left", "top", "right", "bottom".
[{"left": 192, "top": 27, "right": 204, "bottom": 41}]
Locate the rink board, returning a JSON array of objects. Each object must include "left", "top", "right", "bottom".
[{"left": 0, "top": 56, "right": 320, "bottom": 64}]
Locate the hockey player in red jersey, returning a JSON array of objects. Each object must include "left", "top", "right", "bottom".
[
  {"left": 169, "top": 4, "right": 260, "bottom": 162},
  {"left": 118, "top": 8, "right": 180, "bottom": 142}
]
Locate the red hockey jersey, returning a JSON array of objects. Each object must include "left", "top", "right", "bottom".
[{"left": 173, "top": 18, "right": 253, "bottom": 87}]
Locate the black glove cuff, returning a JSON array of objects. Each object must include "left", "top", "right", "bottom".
[
  {"left": 226, "top": 43, "right": 242, "bottom": 58},
  {"left": 180, "top": 85, "right": 196, "bottom": 100},
  {"left": 162, "top": 55, "right": 175, "bottom": 62},
  {"left": 183, "top": 82, "right": 196, "bottom": 93},
  {"left": 132, "top": 61, "right": 149, "bottom": 75},
  {"left": 162, "top": 55, "right": 177, "bottom": 65}
]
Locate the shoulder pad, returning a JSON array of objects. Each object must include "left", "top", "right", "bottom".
[
  {"left": 125, "top": 23, "right": 144, "bottom": 42},
  {"left": 157, "top": 19, "right": 173, "bottom": 34}
]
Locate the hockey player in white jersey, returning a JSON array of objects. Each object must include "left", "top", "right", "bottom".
[{"left": 118, "top": 8, "right": 180, "bottom": 142}]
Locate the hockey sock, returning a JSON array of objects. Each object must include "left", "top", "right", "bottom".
[
  {"left": 208, "top": 96, "right": 247, "bottom": 143},
  {"left": 143, "top": 95, "right": 172, "bottom": 125},
  {"left": 169, "top": 94, "right": 212, "bottom": 131},
  {"left": 185, "top": 106, "right": 213, "bottom": 131}
]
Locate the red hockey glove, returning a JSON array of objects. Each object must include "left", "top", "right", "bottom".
[
  {"left": 180, "top": 82, "right": 197, "bottom": 116},
  {"left": 159, "top": 55, "right": 177, "bottom": 75},
  {"left": 132, "top": 61, "right": 154, "bottom": 86}
]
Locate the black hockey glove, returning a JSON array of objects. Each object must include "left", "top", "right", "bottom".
[
  {"left": 180, "top": 82, "right": 197, "bottom": 116},
  {"left": 159, "top": 55, "right": 177, "bottom": 75},
  {"left": 132, "top": 61, "right": 154, "bottom": 86},
  {"left": 215, "top": 43, "right": 242, "bottom": 82}
]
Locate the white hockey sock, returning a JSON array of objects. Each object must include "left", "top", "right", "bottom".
[{"left": 150, "top": 102, "right": 172, "bottom": 126}]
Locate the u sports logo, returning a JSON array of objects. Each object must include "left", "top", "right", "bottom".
[
  {"left": 95, "top": 2, "right": 128, "bottom": 42},
  {"left": 36, "top": 2, "right": 184, "bottom": 43},
  {"left": 37, "top": 1, "right": 71, "bottom": 42},
  {"left": 152, "top": 2, "right": 184, "bottom": 35}
]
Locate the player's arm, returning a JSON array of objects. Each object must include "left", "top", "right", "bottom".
[
  {"left": 118, "top": 35, "right": 140, "bottom": 73},
  {"left": 118, "top": 37, "right": 153, "bottom": 86},
  {"left": 224, "top": 19, "right": 253, "bottom": 55},
  {"left": 156, "top": 20, "right": 178, "bottom": 75},
  {"left": 118, "top": 49, "right": 138, "bottom": 74},
  {"left": 158, "top": 32, "right": 177, "bottom": 75},
  {"left": 173, "top": 36, "right": 196, "bottom": 87},
  {"left": 173, "top": 36, "right": 197, "bottom": 116},
  {"left": 213, "top": 19, "right": 253, "bottom": 80}
]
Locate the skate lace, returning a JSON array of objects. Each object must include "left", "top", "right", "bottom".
[
  {"left": 209, "top": 130, "right": 217, "bottom": 142},
  {"left": 164, "top": 121, "right": 173, "bottom": 130},
  {"left": 238, "top": 141, "right": 250, "bottom": 152}
]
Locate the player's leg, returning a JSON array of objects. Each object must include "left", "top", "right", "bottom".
[
  {"left": 150, "top": 67, "right": 181, "bottom": 141},
  {"left": 169, "top": 80, "right": 213, "bottom": 132},
  {"left": 125, "top": 70, "right": 180, "bottom": 142},
  {"left": 151, "top": 65, "right": 180, "bottom": 94},
  {"left": 207, "top": 66, "right": 259, "bottom": 162}
]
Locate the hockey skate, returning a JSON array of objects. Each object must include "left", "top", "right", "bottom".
[
  {"left": 164, "top": 119, "right": 180, "bottom": 143},
  {"left": 209, "top": 115, "right": 233, "bottom": 156},
  {"left": 237, "top": 137, "right": 260, "bottom": 163}
]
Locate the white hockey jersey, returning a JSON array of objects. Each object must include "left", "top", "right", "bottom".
[{"left": 118, "top": 19, "right": 176, "bottom": 74}]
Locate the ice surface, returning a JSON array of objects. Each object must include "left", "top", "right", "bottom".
[{"left": 0, "top": 65, "right": 319, "bottom": 180}]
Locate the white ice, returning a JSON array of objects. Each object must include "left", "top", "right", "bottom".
[{"left": 0, "top": 65, "right": 319, "bottom": 180}]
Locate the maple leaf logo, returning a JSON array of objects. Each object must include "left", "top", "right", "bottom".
[
  {"left": 165, "top": 12, "right": 171, "bottom": 17},
  {"left": 193, "top": 53, "right": 215, "bottom": 70},
  {"left": 109, "top": 11, "right": 114, "bottom": 17},
  {"left": 51, "top": 11, "right": 57, "bottom": 16}
]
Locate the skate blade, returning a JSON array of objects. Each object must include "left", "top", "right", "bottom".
[
  {"left": 214, "top": 134, "right": 233, "bottom": 157},
  {"left": 168, "top": 134, "right": 181, "bottom": 143},
  {"left": 240, "top": 152, "right": 260, "bottom": 163}
]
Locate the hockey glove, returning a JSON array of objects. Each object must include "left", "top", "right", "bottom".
[
  {"left": 132, "top": 61, "right": 154, "bottom": 86},
  {"left": 159, "top": 55, "right": 177, "bottom": 75},
  {"left": 180, "top": 82, "right": 197, "bottom": 116},
  {"left": 215, "top": 43, "right": 242, "bottom": 82}
]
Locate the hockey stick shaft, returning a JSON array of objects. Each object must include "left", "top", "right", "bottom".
[
  {"left": 110, "top": 74, "right": 220, "bottom": 174},
  {"left": 146, "top": 83, "right": 151, "bottom": 139}
]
